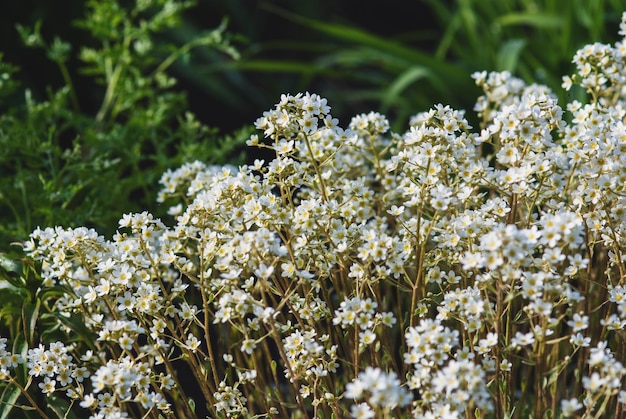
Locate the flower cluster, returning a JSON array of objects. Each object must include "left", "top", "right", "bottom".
[
  {"left": 282, "top": 327, "right": 339, "bottom": 405},
  {"left": 403, "top": 319, "right": 491, "bottom": 416},
  {"left": 4, "top": 11, "right": 626, "bottom": 419},
  {"left": 333, "top": 296, "right": 396, "bottom": 348},
  {"left": 345, "top": 366, "right": 411, "bottom": 414},
  {"left": 0, "top": 338, "right": 21, "bottom": 381},
  {"left": 26, "top": 342, "right": 87, "bottom": 397}
]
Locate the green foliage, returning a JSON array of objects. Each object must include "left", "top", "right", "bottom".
[
  {"left": 0, "top": 0, "right": 245, "bottom": 248},
  {"left": 0, "top": 249, "right": 50, "bottom": 419},
  {"left": 424, "top": 0, "right": 624, "bottom": 102},
  {"left": 231, "top": 0, "right": 623, "bottom": 129},
  {"left": 0, "top": 4, "right": 245, "bottom": 415}
]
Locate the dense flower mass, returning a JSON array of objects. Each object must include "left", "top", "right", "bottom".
[{"left": 4, "top": 11, "right": 626, "bottom": 419}]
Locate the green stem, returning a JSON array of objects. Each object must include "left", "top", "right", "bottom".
[
  {"left": 96, "top": 55, "right": 123, "bottom": 122},
  {"left": 563, "top": 161, "right": 578, "bottom": 198},
  {"left": 368, "top": 133, "right": 385, "bottom": 181},
  {"left": 534, "top": 319, "right": 547, "bottom": 419},
  {"left": 96, "top": 30, "right": 132, "bottom": 122},
  {"left": 7, "top": 376, "right": 51, "bottom": 419},
  {"left": 152, "top": 38, "right": 205, "bottom": 76},
  {"left": 494, "top": 281, "right": 504, "bottom": 418},
  {"left": 267, "top": 320, "right": 310, "bottom": 418},
  {"left": 303, "top": 132, "right": 329, "bottom": 203},
  {"left": 159, "top": 348, "right": 202, "bottom": 418},
  {"left": 55, "top": 60, "right": 80, "bottom": 112},
  {"left": 198, "top": 245, "right": 221, "bottom": 387}
]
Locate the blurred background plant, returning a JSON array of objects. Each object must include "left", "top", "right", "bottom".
[
  {"left": 198, "top": 0, "right": 625, "bottom": 130},
  {"left": 0, "top": 0, "right": 245, "bottom": 253}
]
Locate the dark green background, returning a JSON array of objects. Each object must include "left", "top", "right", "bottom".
[{"left": 0, "top": 1, "right": 443, "bottom": 132}]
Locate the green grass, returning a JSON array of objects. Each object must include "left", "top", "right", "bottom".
[{"left": 216, "top": 0, "right": 623, "bottom": 130}]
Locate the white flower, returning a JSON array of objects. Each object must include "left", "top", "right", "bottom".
[
  {"left": 570, "top": 333, "right": 591, "bottom": 348},
  {"left": 460, "top": 252, "right": 484, "bottom": 270},
  {"left": 80, "top": 393, "right": 97, "bottom": 408},
  {"left": 511, "top": 332, "right": 535, "bottom": 348},
  {"left": 350, "top": 402, "right": 375, "bottom": 419},
  {"left": 185, "top": 334, "right": 201, "bottom": 353},
  {"left": 567, "top": 313, "right": 589, "bottom": 332},
  {"left": 583, "top": 372, "right": 605, "bottom": 393},
  {"left": 561, "top": 398, "right": 582, "bottom": 417},
  {"left": 38, "top": 377, "right": 56, "bottom": 395},
  {"left": 240, "top": 339, "right": 256, "bottom": 355}
]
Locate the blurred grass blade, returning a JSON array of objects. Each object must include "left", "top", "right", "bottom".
[
  {"left": 434, "top": 11, "right": 463, "bottom": 60},
  {"left": 232, "top": 60, "right": 337, "bottom": 76},
  {"left": 497, "top": 38, "right": 527, "bottom": 72},
  {"left": 262, "top": 3, "right": 468, "bottom": 83},
  {"left": 496, "top": 13, "right": 563, "bottom": 28},
  {"left": 383, "top": 67, "right": 432, "bottom": 112}
]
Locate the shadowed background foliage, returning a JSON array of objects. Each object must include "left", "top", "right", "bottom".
[{"left": 4, "top": 1, "right": 623, "bottom": 132}]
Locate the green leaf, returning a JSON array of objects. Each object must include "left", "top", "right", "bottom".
[
  {"left": 382, "top": 66, "right": 431, "bottom": 112},
  {"left": 47, "top": 37, "right": 72, "bottom": 63},
  {"left": 0, "top": 289, "right": 25, "bottom": 320},
  {"left": 13, "top": 334, "right": 28, "bottom": 384},
  {"left": 188, "top": 397, "right": 196, "bottom": 413},
  {"left": 0, "top": 382, "right": 21, "bottom": 419},
  {"left": 232, "top": 60, "right": 335, "bottom": 76},
  {"left": 496, "top": 13, "right": 563, "bottom": 29},
  {"left": 496, "top": 38, "right": 527, "bottom": 72},
  {"left": 47, "top": 396, "right": 72, "bottom": 418},
  {"left": 262, "top": 4, "right": 468, "bottom": 84},
  {"left": 21, "top": 298, "right": 40, "bottom": 346},
  {"left": 0, "top": 254, "right": 25, "bottom": 289},
  {"left": 37, "top": 286, "right": 70, "bottom": 302},
  {"left": 52, "top": 313, "right": 97, "bottom": 351},
  {"left": 15, "top": 21, "right": 44, "bottom": 48}
]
